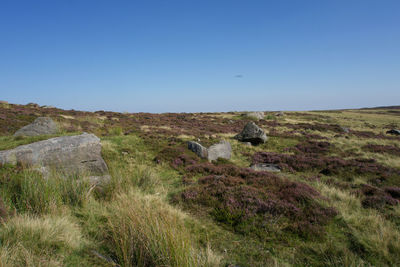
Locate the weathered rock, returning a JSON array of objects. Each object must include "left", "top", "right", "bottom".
[
  {"left": 14, "top": 117, "right": 59, "bottom": 137},
  {"left": 42, "top": 105, "right": 56, "bottom": 109},
  {"left": 207, "top": 140, "right": 232, "bottom": 161},
  {"left": 340, "top": 126, "right": 350, "bottom": 133},
  {"left": 26, "top": 102, "right": 39, "bottom": 107},
  {"left": 387, "top": 129, "right": 400, "bottom": 136},
  {"left": 250, "top": 163, "right": 281, "bottom": 172},
  {"left": 0, "top": 133, "right": 109, "bottom": 183},
  {"left": 187, "top": 141, "right": 208, "bottom": 158},
  {"left": 275, "top": 111, "right": 284, "bottom": 117},
  {"left": 234, "top": 121, "right": 267, "bottom": 145},
  {"left": 243, "top": 111, "right": 264, "bottom": 120},
  {"left": 188, "top": 140, "right": 232, "bottom": 161}
]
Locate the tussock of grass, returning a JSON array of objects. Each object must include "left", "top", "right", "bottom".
[
  {"left": 0, "top": 214, "right": 86, "bottom": 266},
  {"left": 315, "top": 182, "right": 400, "bottom": 266},
  {"left": 0, "top": 166, "right": 91, "bottom": 214},
  {"left": 85, "top": 190, "right": 221, "bottom": 267},
  {"left": 105, "top": 164, "right": 163, "bottom": 197}
]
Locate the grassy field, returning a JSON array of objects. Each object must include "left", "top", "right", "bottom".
[{"left": 0, "top": 103, "right": 400, "bottom": 266}]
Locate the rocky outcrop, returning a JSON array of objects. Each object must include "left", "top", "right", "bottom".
[
  {"left": 234, "top": 121, "right": 267, "bottom": 145},
  {"left": 0, "top": 133, "right": 109, "bottom": 183},
  {"left": 14, "top": 117, "right": 59, "bottom": 137},
  {"left": 207, "top": 140, "right": 232, "bottom": 161},
  {"left": 188, "top": 140, "right": 232, "bottom": 161}
]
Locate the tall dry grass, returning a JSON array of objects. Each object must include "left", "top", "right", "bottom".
[
  {"left": 96, "top": 190, "right": 220, "bottom": 267},
  {"left": 0, "top": 214, "right": 85, "bottom": 267}
]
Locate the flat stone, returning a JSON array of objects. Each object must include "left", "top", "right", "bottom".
[{"left": 250, "top": 163, "right": 281, "bottom": 172}]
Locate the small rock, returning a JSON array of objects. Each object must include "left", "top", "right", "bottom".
[
  {"left": 187, "top": 141, "right": 208, "bottom": 158},
  {"left": 207, "top": 140, "right": 232, "bottom": 162},
  {"left": 26, "top": 102, "right": 39, "bottom": 107},
  {"left": 250, "top": 163, "right": 281, "bottom": 172},
  {"left": 340, "top": 126, "right": 350, "bottom": 133},
  {"left": 243, "top": 142, "right": 252, "bottom": 146},
  {"left": 275, "top": 111, "right": 284, "bottom": 116},
  {"left": 14, "top": 117, "right": 59, "bottom": 137},
  {"left": 386, "top": 129, "right": 400, "bottom": 136},
  {"left": 234, "top": 121, "right": 268, "bottom": 145},
  {"left": 243, "top": 111, "right": 264, "bottom": 120}
]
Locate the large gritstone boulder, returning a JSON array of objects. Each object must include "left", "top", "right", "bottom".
[
  {"left": 0, "top": 133, "right": 109, "bottom": 184},
  {"left": 188, "top": 140, "right": 232, "bottom": 162},
  {"left": 234, "top": 121, "right": 268, "bottom": 145},
  {"left": 14, "top": 117, "right": 59, "bottom": 137},
  {"left": 207, "top": 140, "right": 232, "bottom": 161}
]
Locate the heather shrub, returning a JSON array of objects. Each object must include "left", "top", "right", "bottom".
[
  {"left": 362, "top": 144, "right": 400, "bottom": 156},
  {"left": 174, "top": 156, "right": 337, "bottom": 240},
  {"left": 383, "top": 186, "right": 400, "bottom": 199},
  {"left": 290, "top": 140, "right": 332, "bottom": 155},
  {"left": 252, "top": 151, "right": 400, "bottom": 182},
  {"left": 359, "top": 184, "right": 399, "bottom": 209},
  {"left": 0, "top": 197, "right": 8, "bottom": 222}
]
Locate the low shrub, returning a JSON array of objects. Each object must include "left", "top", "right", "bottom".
[
  {"left": 290, "top": 140, "right": 332, "bottom": 155},
  {"left": 359, "top": 184, "right": 399, "bottom": 209},
  {"left": 362, "top": 144, "right": 400, "bottom": 156},
  {"left": 252, "top": 151, "right": 400, "bottom": 182}
]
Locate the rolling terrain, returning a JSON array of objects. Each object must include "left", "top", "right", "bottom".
[{"left": 0, "top": 101, "right": 400, "bottom": 266}]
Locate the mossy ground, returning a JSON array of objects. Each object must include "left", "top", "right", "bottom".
[{"left": 0, "top": 103, "right": 400, "bottom": 266}]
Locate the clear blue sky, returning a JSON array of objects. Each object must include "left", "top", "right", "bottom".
[{"left": 0, "top": 0, "right": 399, "bottom": 112}]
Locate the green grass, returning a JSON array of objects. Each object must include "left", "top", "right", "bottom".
[{"left": 0, "top": 166, "right": 91, "bottom": 215}]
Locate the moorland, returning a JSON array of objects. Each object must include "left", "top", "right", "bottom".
[{"left": 0, "top": 101, "right": 400, "bottom": 266}]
